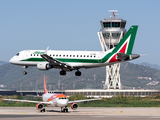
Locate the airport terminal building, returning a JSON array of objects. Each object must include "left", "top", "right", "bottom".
[{"left": 0, "top": 89, "right": 160, "bottom": 98}]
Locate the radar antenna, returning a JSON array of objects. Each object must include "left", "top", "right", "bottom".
[{"left": 109, "top": 10, "right": 119, "bottom": 19}]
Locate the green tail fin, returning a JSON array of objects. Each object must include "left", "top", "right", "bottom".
[{"left": 112, "top": 25, "right": 138, "bottom": 55}]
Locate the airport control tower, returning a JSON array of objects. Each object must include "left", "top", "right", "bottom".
[{"left": 97, "top": 10, "right": 127, "bottom": 89}]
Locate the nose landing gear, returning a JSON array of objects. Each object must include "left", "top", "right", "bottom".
[
  {"left": 61, "top": 106, "right": 68, "bottom": 112},
  {"left": 23, "top": 66, "right": 28, "bottom": 75}
]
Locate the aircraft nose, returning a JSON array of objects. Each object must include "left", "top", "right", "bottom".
[
  {"left": 9, "top": 56, "right": 17, "bottom": 64},
  {"left": 9, "top": 58, "right": 13, "bottom": 63}
]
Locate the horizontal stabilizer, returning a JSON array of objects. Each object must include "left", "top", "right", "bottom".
[{"left": 117, "top": 53, "right": 129, "bottom": 60}]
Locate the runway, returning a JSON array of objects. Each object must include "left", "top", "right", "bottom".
[{"left": 0, "top": 107, "right": 160, "bottom": 120}]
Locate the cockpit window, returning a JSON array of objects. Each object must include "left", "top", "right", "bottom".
[
  {"left": 58, "top": 97, "right": 66, "bottom": 99},
  {"left": 16, "top": 53, "right": 19, "bottom": 56}
]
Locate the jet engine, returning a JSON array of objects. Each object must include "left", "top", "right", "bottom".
[
  {"left": 37, "top": 63, "right": 51, "bottom": 70},
  {"left": 71, "top": 103, "right": 78, "bottom": 110},
  {"left": 36, "top": 103, "right": 44, "bottom": 111}
]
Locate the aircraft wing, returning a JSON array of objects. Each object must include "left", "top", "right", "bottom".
[
  {"left": 117, "top": 52, "right": 129, "bottom": 61},
  {"left": 68, "top": 98, "right": 101, "bottom": 104},
  {"left": 3, "top": 99, "right": 51, "bottom": 105},
  {"left": 41, "top": 54, "right": 72, "bottom": 69}
]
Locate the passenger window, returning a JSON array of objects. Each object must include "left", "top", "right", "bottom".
[
  {"left": 59, "top": 55, "right": 61, "bottom": 57},
  {"left": 87, "top": 55, "right": 89, "bottom": 57},
  {"left": 77, "top": 55, "right": 79, "bottom": 57},
  {"left": 70, "top": 55, "right": 72, "bottom": 57},
  {"left": 66, "top": 55, "right": 68, "bottom": 57},
  {"left": 56, "top": 55, "right": 58, "bottom": 57},
  {"left": 80, "top": 55, "right": 82, "bottom": 57},
  {"left": 16, "top": 53, "right": 19, "bottom": 56},
  {"left": 63, "top": 55, "right": 65, "bottom": 57},
  {"left": 31, "top": 54, "right": 32, "bottom": 56},
  {"left": 84, "top": 55, "right": 85, "bottom": 57},
  {"left": 73, "top": 55, "right": 75, "bottom": 57}
]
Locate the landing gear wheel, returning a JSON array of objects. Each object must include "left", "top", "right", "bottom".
[
  {"left": 23, "top": 66, "right": 28, "bottom": 75},
  {"left": 23, "top": 71, "right": 27, "bottom": 75},
  {"left": 61, "top": 107, "right": 68, "bottom": 112},
  {"left": 60, "top": 70, "right": 66, "bottom": 75},
  {"left": 40, "top": 108, "right": 45, "bottom": 112},
  {"left": 75, "top": 71, "right": 81, "bottom": 76}
]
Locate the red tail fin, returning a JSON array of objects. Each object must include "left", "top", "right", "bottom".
[{"left": 44, "top": 76, "right": 48, "bottom": 94}]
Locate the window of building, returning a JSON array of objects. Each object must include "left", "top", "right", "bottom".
[
  {"left": 112, "top": 22, "right": 120, "bottom": 27},
  {"left": 103, "top": 33, "right": 110, "bottom": 39},
  {"left": 103, "top": 22, "right": 111, "bottom": 28},
  {"left": 121, "top": 22, "right": 126, "bottom": 28},
  {"left": 112, "top": 33, "right": 121, "bottom": 38}
]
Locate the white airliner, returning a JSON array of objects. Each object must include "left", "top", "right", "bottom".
[
  {"left": 10, "top": 26, "right": 140, "bottom": 76},
  {"left": 3, "top": 76, "right": 101, "bottom": 112}
]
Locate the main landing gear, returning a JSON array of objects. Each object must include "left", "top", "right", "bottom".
[
  {"left": 59, "top": 70, "right": 82, "bottom": 76},
  {"left": 61, "top": 106, "right": 68, "bottom": 112},
  {"left": 23, "top": 66, "right": 28, "bottom": 75},
  {"left": 60, "top": 70, "right": 66, "bottom": 75},
  {"left": 75, "top": 70, "right": 81, "bottom": 76}
]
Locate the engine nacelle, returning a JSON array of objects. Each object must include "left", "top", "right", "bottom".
[
  {"left": 37, "top": 63, "right": 51, "bottom": 70},
  {"left": 36, "top": 103, "right": 44, "bottom": 111},
  {"left": 71, "top": 103, "right": 78, "bottom": 110}
]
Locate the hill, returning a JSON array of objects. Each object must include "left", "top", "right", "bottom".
[
  {"left": 139, "top": 62, "right": 160, "bottom": 70},
  {"left": 0, "top": 62, "right": 160, "bottom": 90}
]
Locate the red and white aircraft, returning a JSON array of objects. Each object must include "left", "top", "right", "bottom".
[{"left": 3, "top": 76, "right": 101, "bottom": 112}]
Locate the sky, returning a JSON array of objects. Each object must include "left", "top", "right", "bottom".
[{"left": 0, "top": 0, "right": 160, "bottom": 65}]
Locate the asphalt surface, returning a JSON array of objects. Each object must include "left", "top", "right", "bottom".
[{"left": 0, "top": 107, "right": 160, "bottom": 120}]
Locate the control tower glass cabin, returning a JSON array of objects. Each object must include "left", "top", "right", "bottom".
[{"left": 100, "top": 19, "right": 127, "bottom": 49}]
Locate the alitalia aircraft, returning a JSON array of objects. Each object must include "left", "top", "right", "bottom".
[
  {"left": 10, "top": 26, "right": 140, "bottom": 76},
  {"left": 4, "top": 76, "right": 101, "bottom": 112}
]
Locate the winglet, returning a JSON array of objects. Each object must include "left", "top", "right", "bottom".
[
  {"left": 45, "top": 47, "right": 49, "bottom": 54},
  {"left": 44, "top": 76, "right": 48, "bottom": 94}
]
